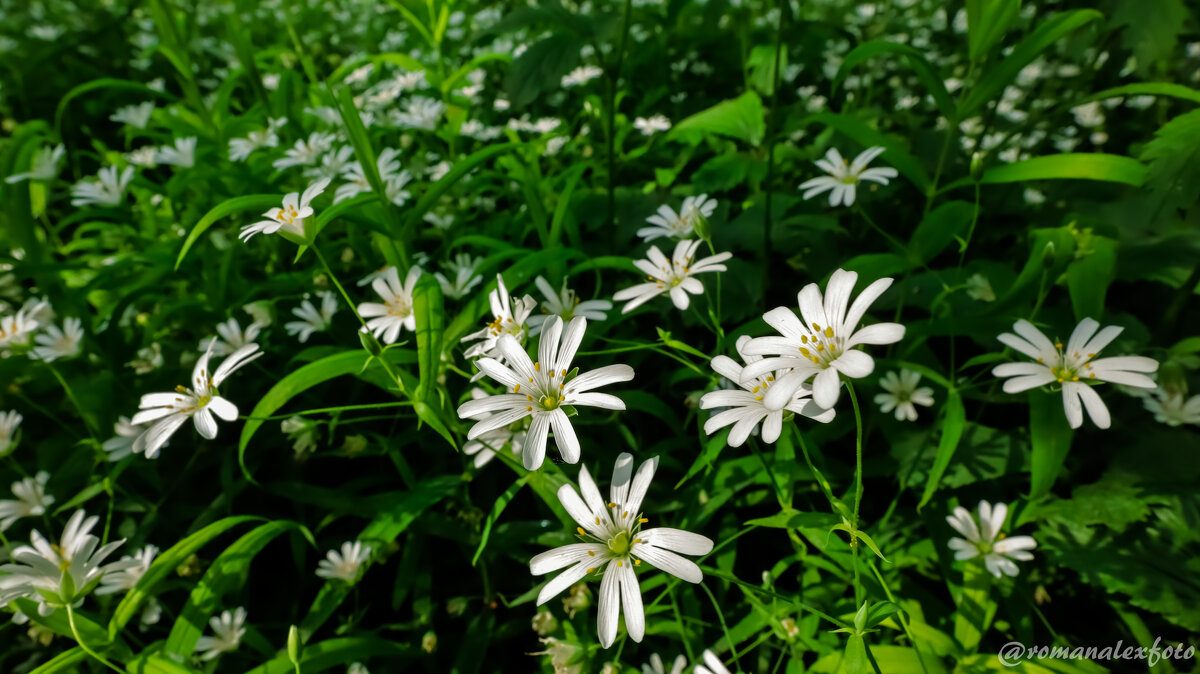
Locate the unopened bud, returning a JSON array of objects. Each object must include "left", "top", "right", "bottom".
[
  {"left": 970, "top": 151, "right": 984, "bottom": 182},
  {"left": 359, "top": 329, "right": 384, "bottom": 357},
  {"left": 287, "top": 625, "right": 302, "bottom": 667},
  {"left": 421, "top": 631, "right": 437, "bottom": 654},
  {"left": 1041, "top": 241, "right": 1056, "bottom": 269}
]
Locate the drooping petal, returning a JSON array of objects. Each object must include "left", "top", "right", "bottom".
[
  {"left": 597, "top": 562, "right": 622, "bottom": 648},
  {"left": 1076, "top": 384, "right": 1111, "bottom": 429}
]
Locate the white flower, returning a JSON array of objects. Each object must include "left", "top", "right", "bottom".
[
  {"left": 461, "top": 275, "right": 537, "bottom": 361},
  {"left": 991, "top": 318, "right": 1159, "bottom": 429},
  {"left": 613, "top": 240, "right": 732, "bottom": 313},
  {"left": 274, "top": 132, "right": 337, "bottom": 170},
  {"left": 103, "top": 416, "right": 150, "bottom": 461},
  {"left": 305, "top": 146, "right": 356, "bottom": 181},
  {"left": 281, "top": 416, "right": 319, "bottom": 456},
  {"left": 335, "top": 147, "right": 401, "bottom": 203},
  {"left": 110, "top": 102, "right": 155, "bottom": 128},
  {"left": 316, "top": 541, "right": 372, "bottom": 582},
  {"left": 434, "top": 254, "right": 483, "bottom": 300},
  {"left": 740, "top": 269, "right": 906, "bottom": 411},
  {"left": 458, "top": 317, "right": 634, "bottom": 470},
  {"left": 643, "top": 654, "right": 687, "bottom": 674},
  {"left": 97, "top": 545, "right": 157, "bottom": 595},
  {"left": 127, "top": 343, "right": 164, "bottom": 374},
  {"left": 243, "top": 302, "right": 273, "bottom": 327},
  {"left": 359, "top": 267, "right": 422, "bottom": 344},
  {"left": 0, "top": 301, "right": 43, "bottom": 354},
  {"left": 71, "top": 165, "right": 134, "bottom": 207},
  {"left": 529, "top": 453, "right": 714, "bottom": 648},
  {"left": 636, "top": 195, "right": 717, "bottom": 242},
  {"left": 1143, "top": 389, "right": 1200, "bottom": 427},
  {"left": 874, "top": 369, "right": 934, "bottom": 421},
  {"left": 391, "top": 96, "right": 444, "bottom": 130},
  {"left": 799, "top": 147, "right": 898, "bottom": 207},
  {"left": 239, "top": 178, "right": 331, "bottom": 241},
  {"left": 702, "top": 335, "right": 835, "bottom": 447},
  {"left": 228, "top": 122, "right": 281, "bottom": 161},
  {"left": 348, "top": 663, "right": 370, "bottom": 674},
  {"left": 285, "top": 291, "right": 338, "bottom": 343},
  {"left": 694, "top": 650, "right": 732, "bottom": 674},
  {"left": 461, "top": 388, "right": 526, "bottom": 468},
  {"left": 126, "top": 147, "right": 158, "bottom": 168},
  {"left": 0, "top": 410, "right": 22, "bottom": 457},
  {"left": 130, "top": 340, "right": 263, "bottom": 458},
  {"left": 460, "top": 120, "right": 502, "bottom": 141},
  {"left": 0, "top": 471, "right": 53, "bottom": 531},
  {"left": 965, "top": 274, "right": 995, "bottom": 302},
  {"left": 946, "top": 500, "right": 1037, "bottom": 578},
  {"left": 156, "top": 136, "right": 197, "bottom": 168},
  {"left": 5, "top": 144, "right": 64, "bottom": 183},
  {"left": 633, "top": 114, "right": 672, "bottom": 135},
  {"left": 562, "top": 65, "right": 603, "bottom": 87},
  {"left": 385, "top": 170, "right": 413, "bottom": 206},
  {"left": 345, "top": 63, "right": 374, "bottom": 85},
  {"left": 0, "top": 510, "right": 135, "bottom": 616},
  {"left": 195, "top": 607, "right": 247, "bottom": 660},
  {"left": 528, "top": 276, "right": 612, "bottom": 335},
  {"left": 201, "top": 317, "right": 263, "bottom": 357},
  {"left": 30, "top": 317, "right": 83, "bottom": 362}
]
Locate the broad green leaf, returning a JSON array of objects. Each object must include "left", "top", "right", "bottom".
[
  {"left": 176, "top": 195, "right": 279, "bottom": 269},
  {"left": 834, "top": 40, "right": 955, "bottom": 118},
  {"left": 164, "top": 521, "right": 305, "bottom": 659},
  {"left": 966, "top": 0, "right": 1021, "bottom": 63},
  {"left": 1139, "top": 108, "right": 1200, "bottom": 211},
  {"left": 972, "top": 154, "right": 1147, "bottom": 187},
  {"left": 1067, "top": 235, "right": 1117, "bottom": 322},
  {"left": 28, "top": 648, "right": 86, "bottom": 674},
  {"left": 671, "top": 91, "right": 766, "bottom": 146},
  {"left": 908, "top": 201, "right": 974, "bottom": 265},
  {"left": 952, "top": 561, "right": 995, "bottom": 652},
  {"left": 1029, "top": 390, "right": 1074, "bottom": 499},
  {"left": 505, "top": 34, "right": 581, "bottom": 108},
  {"left": 413, "top": 274, "right": 456, "bottom": 447},
  {"left": 746, "top": 508, "right": 839, "bottom": 529},
  {"left": 241, "top": 636, "right": 415, "bottom": 674},
  {"left": 16, "top": 598, "right": 120, "bottom": 653},
  {"left": 842, "top": 634, "right": 871, "bottom": 674},
  {"left": 959, "top": 10, "right": 1103, "bottom": 117},
  {"left": 1112, "top": 0, "right": 1188, "bottom": 78},
  {"left": 918, "top": 391, "right": 967, "bottom": 510},
  {"left": 804, "top": 112, "right": 932, "bottom": 191},
  {"left": 1072, "top": 82, "right": 1200, "bottom": 107},
  {"left": 359, "top": 474, "right": 465, "bottom": 543},
  {"left": 110, "top": 516, "right": 262, "bottom": 636}
]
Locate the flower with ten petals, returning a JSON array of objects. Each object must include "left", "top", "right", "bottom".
[
  {"left": 613, "top": 240, "right": 731, "bottom": 313},
  {"left": 874, "top": 369, "right": 935, "bottom": 421},
  {"left": 358, "top": 266, "right": 423, "bottom": 344},
  {"left": 799, "top": 147, "right": 897, "bottom": 207},
  {"left": 316, "top": 541, "right": 372, "bottom": 583},
  {"left": 946, "top": 500, "right": 1037, "bottom": 578},
  {"left": 239, "top": 178, "right": 331, "bottom": 242}
]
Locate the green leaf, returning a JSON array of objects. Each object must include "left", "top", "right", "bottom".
[
  {"left": 505, "top": 34, "right": 581, "bottom": 108},
  {"left": 1029, "top": 389, "right": 1075, "bottom": 499},
  {"left": 1139, "top": 108, "right": 1200, "bottom": 212},
  {"left": 918, "top": 391, "right": 967, "bottom": 510},
  {"left": 1112, "top": 0, "right": 1188, "bottom": 78},
  {"left": 28, "top": 648, "right": 87, "bottom": 674},
  {"left": 834, "top": 40, "right": 955, "bottom": 119},
  {"left": 960, "top": 154, "right": 1147, "bottom": 188},
  {"left": 842, "top": 634, "right": 871, "bottom": 674},
  {"left": 804, "top": 112, "right": 932, "bottom": 191},
  {"left": 670, "top": 91, "right": 766, "bottom": 147},
  {"left": 110, "top": 516, "right": 262, "bottom": 637},
  {"left": 746, "top": 508, "right": 840, "bottom": 529},
  {"left": 966, "top": 0, "right": 1021, "bottom": 63},
  {"left": 176, "top": 195, "right": 281, "bottom": 269},
  {"left": 959, "top": 10, "right": 1103, "bottom": 117},
  {"left": 164, "top": 521, "right": 306, "bottom": 659},
  {"left": 359, "top": 474, "right": 464, "bottom": 543},
  {"left": 908, "top": 201, "right": 974, "bottom": 265},
  {"left": 1073, "top": 82, "right": 1200, "bottom": 107},
  {"left": 241, "top": 636, "right": 415, "bottom": 674},
  {"left": 1067, "top": 235, "right": 1117, "bottom": 322},
  {"left": 952, "top": 560, "right": 996, "bottom": 651},
  {"left": 413, "top": 274, "right": 456, "bottom": 448}
]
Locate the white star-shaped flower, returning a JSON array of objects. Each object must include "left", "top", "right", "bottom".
[
  {"left": 946, "top": 500, "right": 1037, "bottom": 578},
  {"left": 358, "top": 266, "right": 422, "bottom": 344},
  {"left": 239, "top": 178, "right": 331, "bottom": 241},
  {"left": 799, "top": 147, "right": 897, "bottom": 207},
  {"left": 613, "top": 240, "right": 731, "bottom": 313}
]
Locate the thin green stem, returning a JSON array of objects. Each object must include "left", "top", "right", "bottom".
[
  {"left": 791, "top": 424, "right": 838, "bottom": 513},
  {"left": 847, "top": 381, "right": 865, "bottom": 608},
  {"left": 67, "top": 604, "right": 124, "bottom": 674},
  {"left": 45, "top": 363, "right": 98, "bottom": 442},
  {"left": 747, "top": 437, "right": 788, "bottom": 509},
  {"left": 699, "top": 581, "right": 740, "bottom": 672},
  {"left": 669, "top": 587, "right": 697, "bottom": 663}
]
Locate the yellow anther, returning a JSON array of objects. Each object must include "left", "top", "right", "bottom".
[
  {"left": 824, "top": 327, "right": 834, "bottom": 338},
  {"left": 1055, "top": 342, "right": 1063, "bottom": 349},
  {"left": 514, "top": 383, "right": 521, "bottom": 393},
  {"left": 801, "top": 335, "right": 808, "bottom": 343},
  {"left": 526, "top": 406, "right": 532, "bottom": 411},
  {"left": 587, "top": 550, "right": 595, "bottom": 556},
  {"left": 595, "top": 516, "right": 601, "bottom": 525},
  {"left": 812, "top": 323, "right": 821, "bottom": 331},
  {"left": 634, "top": 559, "right": 641, "bottom": 566},
  {"left": 617, "top": 560, "right": 623, "bottom": 567},
  {"left": 587, "top": 567, "right": 595, "bottom": 573},
  {"left": 534, "top": 362, "right": 540, "bottom": 371},
  {"left": 577, "top": 527, "right": 586, "bottom": 535},
  {"left": 638, "top": 517, "right": 648, "bottom": 523},
  {"left": 607, "top": 502, "right": 616, "bottom": 508}
]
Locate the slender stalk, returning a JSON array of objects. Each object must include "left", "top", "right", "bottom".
[
  {"left": 792, "top": 424, "right": 838, "bottom": 513},
  {"left": 45, "top": 363, "right": 98, "bottom": 442},
  {"left": 847, "top": 381, "right": 865, "bottom": 608},
  {"left": 67, "top": 604, "right": 124, "bottom": 674},
  {"left": 699, "top": 581, "right": 741, "bottom": 672}
]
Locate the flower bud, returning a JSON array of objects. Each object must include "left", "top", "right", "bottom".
[
  {"left": 531, "top": 610, "right": 558, "bottom": 636},
  {"left": 421, "top": 631, "right": 437, "bottom": 653},
  {"left": 287, "top": 625, "right": 302, "bottom": 666},
  {"left": 970, "top": 151, "right": 985, "bottom": 182},
  {"left": 1041, "top": 241, "right": 1056, "bottom": 269}
]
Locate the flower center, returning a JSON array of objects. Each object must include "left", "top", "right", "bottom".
[
  {"left": 388, "top": 301, "right": 412, "bottom": 318},
  {"left": 607, "top": 531, "right": 631, "bottom": 556},
  {"left": 1045, "top": 341, "right": 1096, "bottom": 383},
  {"left": 276, "top": 204, "right": 299, "bottom": 224},
  {"left": 196, "top": 394, "right": 212, "bottom": 408},
  {"left": 797, "top": 322, "right": 843, "bottom": 367}
]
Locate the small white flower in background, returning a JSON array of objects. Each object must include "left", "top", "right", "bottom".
[
  {"left": 528, "top": 276, "right": 612, "bottom": 335},
  {"left": 460, "top": 119, "right": 502, "bottom": 141},
  {"left": 992, "top": 318, "right": 1158, "bottom": 429},
  {"left": 965, "top": 274, "right": 995, "bottom": 302},
  {"left": 71, "top": 165, "right": 134, "bottom": 208},
  {"left": 1023, "top": 187, "right": 1046, "bottom": 206},
  {"left": 561, "top": 65, "right": 603, "bottom": 87},
  {"left": 874, "top": 369, "right": 935, "bottom": 421},
  {"left": 636, "top": 194, "right": 717, "bottom": 242},
  {"left": 740, "top": 268, "right": 906, "bottom": 411},
  {"left": 385, "top": 170, "right": 414, "bottom": 206},
  {"left": 128, "top": 343, "right": 164, "bottom": 374},
  {"left": 103, "top": 416, "right": 151, "bottom": 461},
  {"left": 110, "top": 102, "right": 155, "bottom": 128},
  {"left": 799, "top": 147, "right": 898, "bottom": 208},
  {"left": 461, "top": 388, "right": 526, "bottom": 468},
  {"left": 281, "top": 416, "right": 319, "bottom": 456},
  {"left": 0, "top": 301, "right": 44, "bottom": 354},
  {"left": 426, "top": 160, "right": 452, "bottom": 181},
  {"left": 530, "top": 452, "right": 714, "bottom": 648},
  {"left": 243, "top": 302, "right": 273, "bottom": 327},
  {"left": 0, "top": 471, "right": 54, "bottom": 531},
  {"left": 335, "top": 147, "right": 404, "bottom": 203},
  {"left": 702, "top": 335, "right": 835, "bottom": 447},
  {"left": 155, "top": 136, "right": 197, "bottom": 168},
  {"left": 130, "top": 339, "right": 263, "bottom": 458},
  {"left": 0, "top": 410, "right": 22, "bottom": 457},
  {"left": 359, "top": 266, "right": 422, "bottom": 345},
  {"left": 126, "top": 146, "right": 158, "bottom": 168},
  {"left": 434, "top": 254, "right": 483, "bottom": 300},
  {"left": 228, "top": 120, "right": 282, "bottom": 162},
  {"left": 458, "top": 317, "right": 634, "bottom": 470},
  {"left": 347, "top": 663, "right": 370, "bottom": 674},
  {"left": 201, "top": 317, "right": 263, "bottom": 357},
  {"left": 391, "top": 96, "right": 445, "bottom": 130},
  {"left": 274, "top": 132, "right": 337, "bottom": 170},
  {"left": 424, "top": 211, "right": 455, "bottom": 230},
  {"left": 613, "top": 240, "right": 732, "bottom": 313},
  {"left": 461, "top": 275, "right": 537, "bottom": 361},
  {"left": 5, "top": 144, "right": 64, "bottom": 183},
  {"left": 97, "top": 544, "right": 157, "bottom": 595},
  {"left": 344, "top": 62, "right": 374, "bottom": 85},
  {"left": 643, "top": 653, "right": 688, "bottom": 674},
  {"left": 1143, "top": 388, "right": 1200, "bottom": 427},
  {"left": 239, "top": 177, "right": 331, "bottom": 242},
  {"left": 633, "top": 114, "right": 672, "bottom": 135},
  {"left": 947, "top": 500, "right": 1037, "bottom": 578},
  {"left": 285, "top": 291, "right": 338, "bottom": 343},
  {"left": 316, "top": 541, "right": 372, "bottom": 582},
  {"left": 304, "top": 146, "right": 356, "bottom": 182},
  {"left": 195, "top": 607, "right": 247, "bottom": 660},
  {"left": 31, "top": 317, "right": 84, "bottom": 362},
  {"left": 139, "top": 596, "right": 163, "bottom": 629},
  {"left": 0, "top": 510, "right": 136, "bottom": 616},
  {"left": 694, "top": 650, "right": 733, "bottom": 674}
]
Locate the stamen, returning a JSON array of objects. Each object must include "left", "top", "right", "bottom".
[
  {"left": 587, "top": 550, "right": 595, "bottom": 556},
  {"left": 577, "top": 527, "right": 585, "bottom": 535},
  {"left": 638, "top": 517, "right": 648, "bottom": 523}
]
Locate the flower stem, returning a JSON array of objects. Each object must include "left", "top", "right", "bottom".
[
  {"left": 847, "top": 381, "right": 865, "bottom": 608},
  {"left": 45, "top": 362, "right": 99, "bottom": 442},
  {"left": 67, "top": 604, "right": 124, "bottom": 674}
]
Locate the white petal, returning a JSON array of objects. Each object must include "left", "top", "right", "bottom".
[{"left": 597, "top": 563, "right": 621, "bottom": 648}]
